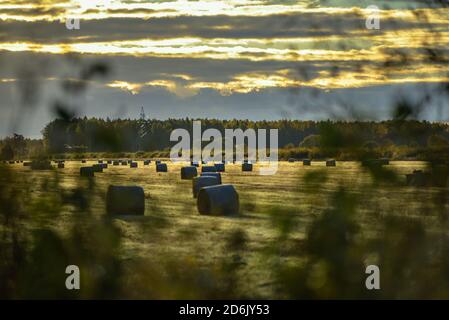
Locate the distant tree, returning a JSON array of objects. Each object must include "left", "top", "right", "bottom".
[
  {"left": 0, "top": 144, "right": 14, "bottom": 160},
  {"left": 363, "top": 141, "right": 379, "bottom": 150},
  {"left": 427, "top": 134, "right": 449, "bottom": 147},
  {"left": 299, "top": 135, "right": 321, "bottom": 148}
]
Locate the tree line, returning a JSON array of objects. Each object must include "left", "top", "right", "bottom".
[{"left": 1, "top": 118, "right": 449, "bottom": 160}]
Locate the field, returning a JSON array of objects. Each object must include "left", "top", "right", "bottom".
[{"left": 3, "top": 160, "right": 447, "bottom": 299}]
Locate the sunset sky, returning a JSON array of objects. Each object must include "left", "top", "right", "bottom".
[{"left": 0, "top": 0, "right": 448, "bottom": 137}]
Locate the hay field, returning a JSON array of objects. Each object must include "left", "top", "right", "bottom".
[{"left": 5, "top": 160, "right": 440, "bottom": 298}]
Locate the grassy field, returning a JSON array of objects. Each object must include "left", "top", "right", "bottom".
[{"left": 3, "top": 160, "right": 447, "bottom": 299}]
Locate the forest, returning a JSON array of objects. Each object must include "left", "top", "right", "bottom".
[{"left": 2, "top": 118, "right": 449, "bottom": 161}]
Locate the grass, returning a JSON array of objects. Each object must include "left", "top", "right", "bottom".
[{"left": 3, "top": 160, "right": 443, "bottom": 298}]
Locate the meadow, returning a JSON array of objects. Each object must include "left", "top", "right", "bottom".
[{"left": 3, "top": 159, "right": 447, "bottom": 299}]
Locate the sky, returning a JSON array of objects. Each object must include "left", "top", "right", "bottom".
[{"left": 0, "top": 0, "right": 448, "bottom": 138}]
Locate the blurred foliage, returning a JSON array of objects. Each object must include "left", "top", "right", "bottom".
[{"left": 1, "top": 0, "right": 449, "bottom": 299}]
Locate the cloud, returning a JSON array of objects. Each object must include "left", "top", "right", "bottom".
[{"left": 0, "top": 0, "right": 447, "bottom": 138}]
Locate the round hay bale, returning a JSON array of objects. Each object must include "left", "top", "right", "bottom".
[
  {"left": 58, "top": 163, "right": 65, "bottom": 169},
  {"left": 242, "top": 163, "right": 253, "bottom": 171},
  {"left": 326, "top": 159, "right": 336, "bottom": 167},
  {"left": 214, "top": 163, "right": 225, "bottom": 172},
  {"left": 106, "top": 186, "right": 145, "bottom": 215},
  {"left": 130, "top": 162, "right": 138, "bottom": 168},
  {"left": 201, "top": 172, "right": 222, "bottom": 184},
  {"left": 197, "top": 184, "right": 239, "bottom": 215},
  {"left": 192, "top": 176, "right": 220, "bottom": 198},
  {"left": 202, "top": 166, "right": 217, "bottom": 173},
  {"left": 406, "top": 171, "right": 432, "bottom": 187},
  {"left": 80, "top": 167, "right": 94, "bottom": 177},
  {"left": 156, "top": 163, "right": 168, "bottom": 172},
  {"left": 303, "top": 159, "right": 311, "bottom": 166},
  {"left": 92, "top": 164, "right": 103, "bottom": 172},
  {"left": 181, "top": 166, "right": 198, "bottom": 180},
  {"left": 406, "top": 172, "right": 427, "bottom": 187},
  {"left": 31, "top": 160, "right": 52, "bottom": 170},
  {"left": 361, "top": 159, "right": 385, "bottom": 167}
]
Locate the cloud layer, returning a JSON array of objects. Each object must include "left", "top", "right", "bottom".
[{"left": 0, "top": 0, "right": 448, "bottom": 137}]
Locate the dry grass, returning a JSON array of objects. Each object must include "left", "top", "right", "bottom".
[{"left": 5, "top": 160, "right": 437, "bottom": 298}]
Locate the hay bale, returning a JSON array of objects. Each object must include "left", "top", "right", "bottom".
[
  {"left": 181, "top": 166, "right": 198, "bottom": 180},
  {"left": 214, "top": 163, "right": 225, "bottom": 172},
  {"left": 362, "top": 159, "right": 387, "bottom": 167},
  {"left": 156, "top": 163, "right": 168, "bottom": 172},
  {"left": 303, "top": 159, "right": 311, "bottom": 166},
  {"left": 92, "top": 164, "right": 103, "bottom": 173},
  {"left": 406, "top": 171, "right": 429, "bottom": 187},
  {"left": 31, "top": 160, "right": 52, "bottom": 170},
  {"left": 197, "top": 184, "right": 239, "bottom": 215},
  {"left": 80, "top": 167, "right": 94, "bottom": 177},
  {"left": 58, "top": 163, "right": 65, "bottom": 169},
  {"left": 202, "top": 166, "right": 217, "bottom": 173},
  {"left": 130, "top": 162, "right": 138, "bottom": 168},
  {"left": 192, "top": 176, "right": 220, "bottom": 197},
  {"left": 326, "top": 159, "right": 336, "bottom": 167},
  {"left": 201, "top": 172, "right": 222, "bottom": 184},
  {"left": 106, "top": 186, "right": 145, "bottom": 215},
  {"left": 242, "top": 163, "right": 253, "bottom": 171}
]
